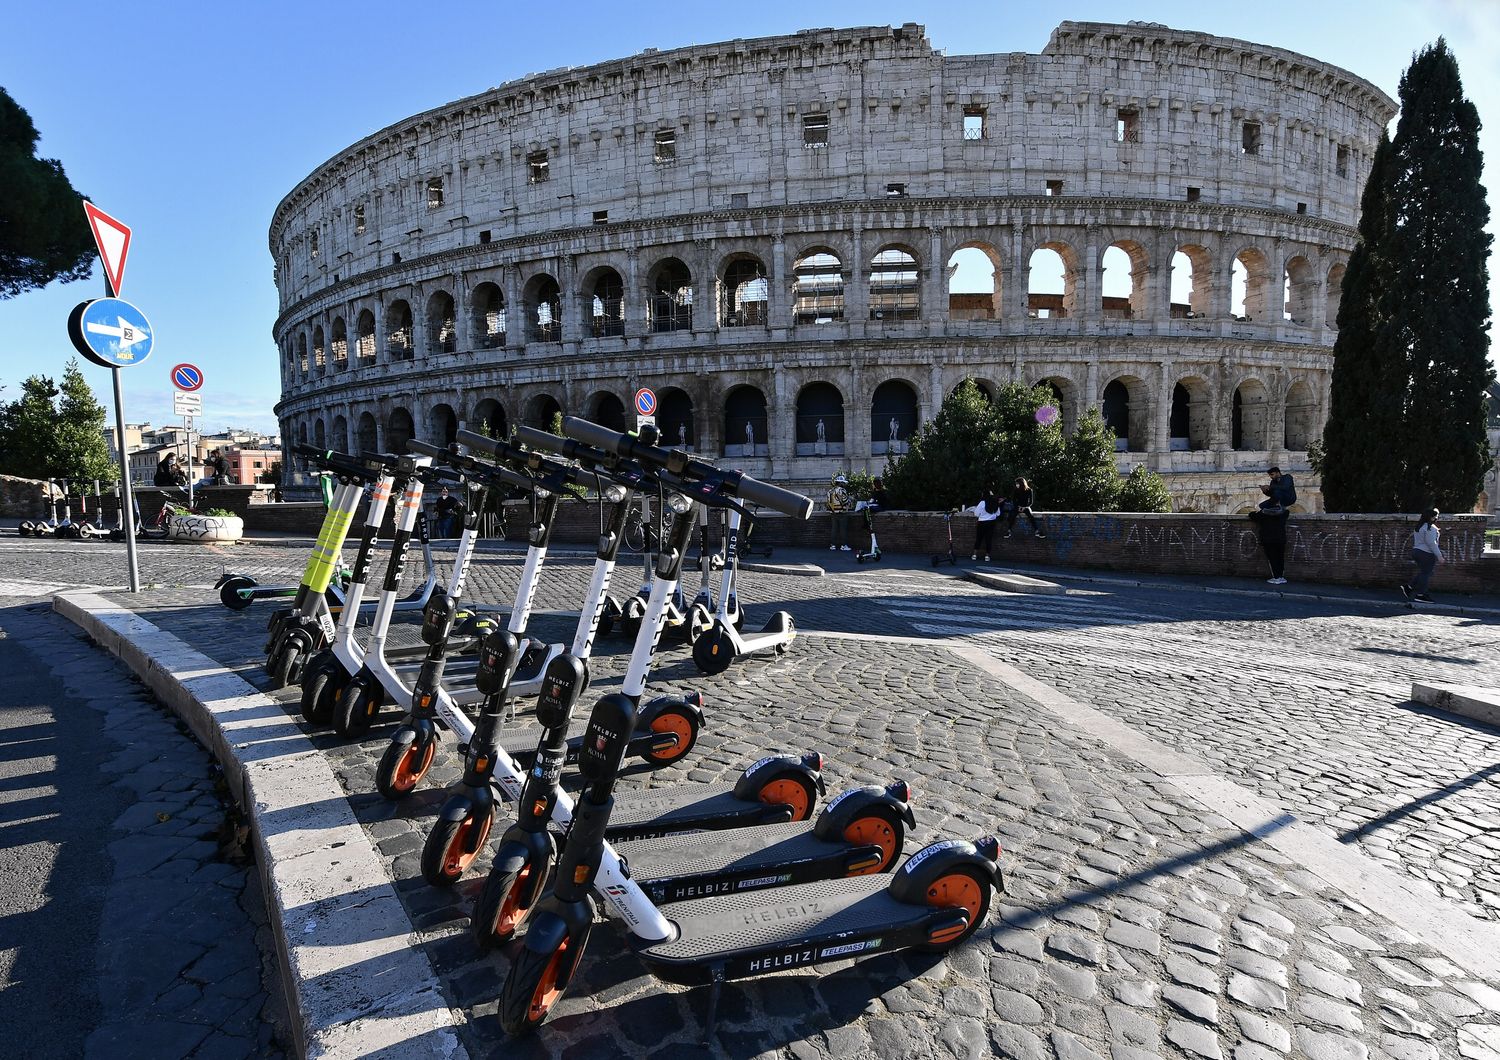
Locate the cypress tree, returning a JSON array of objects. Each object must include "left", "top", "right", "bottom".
[
  {"left": 1384, "top": 40, "right": 1493, "bottom": 512},
  {"left": 1320, "top": 134, "right": 1397, "bottom": 511}
]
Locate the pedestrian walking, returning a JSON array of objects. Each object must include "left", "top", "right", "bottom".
[
  {"left": 1004, "top": 477, "right": 1046, "bottom": 538},
  {"left": 1248, "top": 502, "right": 1291, "bottom": 585},
  {"left": 826, "top": 474, "right": 853, "bottom": 551},
  {"left": 968, "top": 488, "right": 1003, "bottom": 561},
  {"left": 1401, "top": 508, "right": 1444, "bottom": 605}
]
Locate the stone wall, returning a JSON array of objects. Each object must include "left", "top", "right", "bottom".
[{"left": 0, "top": 475, "right": 51, "bottom": 519}]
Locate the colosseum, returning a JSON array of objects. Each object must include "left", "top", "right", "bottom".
[{"left": 271, "top": 20, "right": 1396, "bottom": 513}]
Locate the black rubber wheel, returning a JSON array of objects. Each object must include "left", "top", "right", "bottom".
[
  {"left": 691, "top": 626, "right": 736, "bottom": 676},
  {"left": 265, "top": 642, "right": 301, "bottom": 691},
  {"left": 499, "top": 930, "right": 587, "bottom": 1035},
  {"left": 472, "top": 844, "right": 554, "bottom": 951},
  {"left": 639, "top": 701, "right": 702, "bottom": 766},
  {"left": 218, "top": 575, "right": 257, "bottom": 611},
  {"left": 333, "top": 676, "right": 382, "bottom": 737},
  {"left": 376, "top": 729, "right": 438, "bottom": 800},
  {"left": 914, "top": 866, "right": 993, "bottom": 952},
  {"left": 300, "top": 659, "right": 346, "bottom": 724},
  {"left": 421, "top": 808, "right": 492, "bottom": 887}
]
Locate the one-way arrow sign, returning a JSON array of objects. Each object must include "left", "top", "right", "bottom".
[{"left": 83, "top": 202, "right": 132, "bottom": 296}]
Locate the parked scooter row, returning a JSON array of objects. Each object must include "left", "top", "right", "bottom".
[{"left": 18, "top": 479, "right": 159, "bottom": 540}]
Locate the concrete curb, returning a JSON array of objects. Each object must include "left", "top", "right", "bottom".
[
  {"left": 52, "top": 591, "right": 468, "bottom": 1060},
  {"left": 741, "top": 560, "right": 825, "bottom": 578},
  {"left": 966, "top": 569, "right": 1065, "bottom": 595},
  {"left": 1412, "top": 681, "right": 1500, "bottom": 729}
]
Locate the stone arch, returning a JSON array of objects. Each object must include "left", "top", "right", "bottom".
[
  {"left": 795, "top": 381, "right": 845, "bottom": 455},
  {"left": 385, "top": 299, "right": 414, "bottom": 360},
  {"left": 1101, "top": 239, "right": 1149, "bottom": 319},
  {"left": 1102, "top": 375, "right": 1149, "bottom": 452},
  {"left": 355, "top": 309, "right": 376, "bottom": 361},
  {"left": 1170, "top": 376, "right": 1212, "bottom": 451},
  {"left": 1232, "top": 378, "right": 1270, "bottom": 450},
  {"left": 647, "top": 257, "right": 693, "bottom": 333},
  {"left": 583, "top": 266, "right": 625, "bottom": 338},
  {"left": 297, "top": 333, "right": 309, "bottom": 374},
  {"left": 720, "top": 254, "right": 769, "bottom": 328},
  {"left": 525, "top": 393, "right": 563, "bottom": 430},
  {"left": 584, "top": 391, "right": 628, "bottom": 433},
  {"left": 428, "top": 403, "right": 458, "bottom": 447},
  {"left": 387, "top": 407, "right": 414, "bottom": 454},
  {"left": 312, "top": 325, "right": 326, "bottom": 370},
  {"left": 1325, "top": 261, "right": 1347, "bottom": 329},
  {"left": 947, "top": 242, "right": 1001, "bottom": 321},
  {"left": 427, "top": 290, "right": 457, "bottom": 354},
  {"left": 297, "top": 421, "right": 309, "bottom": 448},
  {"left": 524, "top": 273, "right": 562, "bottom": 342},
  {"left": 1231, "top": 247, "right": 1273, "bottom": 321},
  {"left": 1282, "top": 255, "right": 1317, "bottom": 326},
  {"left": 331, "top": 414, "right": 348, "bottom": 453},
  {"left": 472, "top": 282, "right": 507, "bottom": 349},
  {"left": 330, "top": 318, "right": 348, "bottom": 367},
  {"left": 1171, "top": 244, "right": 1213, "bottom": 318},
  {"left": 871, "top": 379, "right": 919, "bottom": 455},
  {"left": 723, "top": 385, "right": 769, "bottom": 456},
  {"left": 1034, "top": 376, "right": 1078, "bottom": 436},
  {"left": 868, "top": 244, "right": 921, "bottom": 320},
  {"left": 792, "top": 247, "right": 845, "bottom": 324},
  {"left": 355, "top": 411, "right": 378, "bottom": 453},
  {"left": 1284, "top": 380, "right": 1317, "bottom": 451},
  {"left": 658, "top": 387, "right": 695, "bottom": 448},
  {"left": 1028, "top": 240, "right": 1078, "bottom": 319},
  {"left": 470, "top": 397, "right": 508, "bottom": 440},
  {"left": 313, "top": 418, "right": 326, "bottom": 451}
]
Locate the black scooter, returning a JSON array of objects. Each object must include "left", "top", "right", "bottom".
[{"left": 932, "top": 509, "right": 959, "bottom": 566}]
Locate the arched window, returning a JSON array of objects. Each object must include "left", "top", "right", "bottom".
[
  {"left": 1169, "top": 378, "right": 1211, "bottom": 451},
  {"left": 386, "top": 300, "right": 413, "bottom": 360},
  {"left": 1171, "top": 246, "right": 1211, "bottom": 319},
  {"left": 649, "top": 258, "right": 693, "bottom": 333},
  {"left": 472, "top": 283, "right": 507, "bottom": 349},
  {"left": 871, "top": 381, "right": 919, "bottom": 455},
  {"left": 527, "top": 394, "right": 563, "bottom": 430},
  {"left": 795, "top": 382, "right": 844, "bottom": 455},
  {"left": 312, "top": 326, "right": 326, "bottom": 370},
  {"left": 658, "top": 388, "right": 694, "bottom": 449},
  {"left": 724, "top": 386, "right": 769, "bottom": 457},
  {"left": 1232, "top": 249, "right": 1271, "bottom": 321},
  {"left": 792, "top": 250, "right": 844, "bottom": 324},
  {"left": 1102, "top": 380, "right": 1130, "bottom": 450},
  {"left": 526, "top": 275, "right": 562, "bottom": 343},
  {"left": 1282, "top": 256, "right": 1315, "bottom": 326},
  {"left": 588, "top": 393, "right": 627, "bottom": 433},
  {"left": 387, "top": 408, "right": 414, "bottom": 454},
  {"left": 1285, "top": 381, "right": 1316, "bottom": 451},
  {"left": 1232, "top": 380, "right": 1269, "bottom": 450},
  {"left": 1325, "top": 262, "right": 1347, "bottom": 329},
  {"left": 297, "top": 334, "right": 309, "bottom": 374},
  {"left": 471, "top": 398, "right": 507, "bottom": 440},
  {"left": 331, "top": 414, "right": 348, "bottom": 453},
  {"left": 356, "top": 411, "right": 378, "bottom": 453},
  {"left": 588, "top": 269, "right": 625, "bottom": 337},
  {"left": 428, "top": 404, "right": 458, "bottom": 447},
  {"left": 868, "top": 247, "right": 920, "bottom": 320},
  {"left": 1101, "top": 241, "right": 1147, "bottom": 319},
  {"left": 947, "top": 245, "right": 1000, "bottom": 321},
  {"left": 427, "top": 291, "right": 457, "bottom": 354},
  {"left": 1033, "top": 377, "right": 1075, "bottom": 436},
  {"left": 721, "top": 257, "right": 768, "bottom": 327},
  {"left": 313, "top": 419, "right": 326, "bottom": 452},
  {"left": 1028, "top": 245, "right": 1073, "bottom": 318},
  {"left": 355, "top": 310, "right": 376, "bottom": 361},
  {"left": 331, "top": 318, "right": 349, "bottom": 366}
]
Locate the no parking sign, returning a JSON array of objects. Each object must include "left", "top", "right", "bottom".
[{"left": 634, "top": 387, "right": 656, "bottom": 429}]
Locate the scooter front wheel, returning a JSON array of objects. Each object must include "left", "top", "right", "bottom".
[
  {"left": 376, "top": 728, "right": 438, "bottom": 799},
  {"left": 333, "top": 675, "right": 383, "bottom": 737},
  {"left": 422, "top": 808, "right": 494, "bottom": 886},
  {"left": 265, "top": 639, "right": 304, "bottom": 691},
  {"left": 219, "top": 575, "right": 258, "bottom": 611},
  {"left": 300, "top": 657, "right": 346, "bottom": 725},
  {"left": 690, "top": 626, "right": 736, "bottom": 676},
  {"left": 500, "top": 927, "right": 589, "bottom": 1035},
  {"left": 641, "top": 701, "right": 703, "bottom": 766},
  {"left": 472, "top": 842, "right": 555, "bottom": 950}
]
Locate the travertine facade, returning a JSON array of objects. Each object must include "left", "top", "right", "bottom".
[{"left": 271, "top": 21, "right": 1396, "bottom": 512}]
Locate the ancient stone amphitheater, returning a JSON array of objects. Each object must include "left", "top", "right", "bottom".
[{"left": 271, "top": 20, "right": 1395, "bottom": 512}]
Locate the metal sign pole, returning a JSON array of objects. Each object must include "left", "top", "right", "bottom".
[
  {"left": 185, "top": 416, "right": 195, "bottom": 509},
  {"left": 111, "top": 366, "right": 141, "bottom": 592}
]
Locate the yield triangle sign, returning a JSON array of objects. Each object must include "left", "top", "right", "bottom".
[{"left": 83, "top": 201, "right": 132, "bottom": 297}]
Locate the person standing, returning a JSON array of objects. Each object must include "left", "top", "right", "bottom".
[
  {"left": 1004, "top": 477, "right": 1045, "bottom": 539},
  {"left": 969, "top": 489, "right": 1003, "bottom": 562},
  {"left": 1249, "top": 504, "right": 1291, "bottom": 585},
  {"left": 433, "top": 486, "right": 464, "bottom": 537},
  {"left": 1402, "top": 508, "right": 1444, "bottom": 605},
  {"left": 826, "top": 474, "right": 853, "bottom": 551}
]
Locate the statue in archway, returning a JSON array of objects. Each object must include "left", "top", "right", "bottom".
[
  {"left": 815, "top": 419, "right": 826, "bottom": 442},
  {"left": 888, "top": 416, "right": 900, "bottom": 444},
  {"left": 678, "top": 422, "right": 687, "bottom": 447},
  {"left": 744, "top": 421, "right": 755, "bottom": 449}
]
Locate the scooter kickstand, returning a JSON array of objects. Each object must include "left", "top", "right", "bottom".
[{"left": 701, "top": 964, "right": 726, "bottom": 1045}]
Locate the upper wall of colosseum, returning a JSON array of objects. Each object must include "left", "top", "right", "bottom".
[{"left": 268, "top": 22, "right": 1397, "bottom": 312}]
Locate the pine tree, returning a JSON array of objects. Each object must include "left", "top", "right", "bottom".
[
  {"left": 0, "top": 88, "right": 95, "bottom": 299},
  {"left": 0, "top": 374, "right": 60, "bottom": 479},
  {"left": 1320, "top": 133, "right": 1398, "bottom": 510},
  {"left": 55, "top": 359, "right": 118, "bottom": 483},
  {"left": 1384, "top": 40, "right": 1493, "bottom": 512},
  {"left": 0, "top": 359, "right": 117, "bottom": 483}
]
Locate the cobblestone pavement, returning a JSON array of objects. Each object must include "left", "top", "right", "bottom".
[
  {"left": 95, "top": 538, "right": 1500, "bottom": 1060},
  {"left": 0, "top": 595, "right": 286, "bottom": 1059}
]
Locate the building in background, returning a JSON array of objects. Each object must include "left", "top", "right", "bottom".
[{"left": 271, "top": 21, "right": 1395, "bottom": 512}]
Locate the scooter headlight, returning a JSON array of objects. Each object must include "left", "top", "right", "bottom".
[
  {"left": 602, "top": 483, "right": 628, "bottom": 504},
  {"left": 665, "top": 491, "right": 693, "bottom": 515}
]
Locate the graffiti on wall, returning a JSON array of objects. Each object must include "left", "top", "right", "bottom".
[{"left": 1101, "top": 519, "right": 1486, "bottom": 570}]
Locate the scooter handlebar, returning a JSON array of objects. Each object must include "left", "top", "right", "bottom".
[
  {"left": 404, "top": 439, "right": 447, "bottom": 460},
  {"left": 560, "top": 416, "right": 813, "bottom": 519}
]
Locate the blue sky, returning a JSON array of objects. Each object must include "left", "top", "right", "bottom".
[{"left": 2, "top": 1, "right": 1495, "bottom": 436}]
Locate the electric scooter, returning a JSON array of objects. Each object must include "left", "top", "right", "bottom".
[
  {"left": 931, "top": 509, "right": 960, "bottom": 566},
  {"left": 690, "top": 505, "right": 795, "bottom": 675},
  {"left": 496, "top": 419, "right": 1003, "bottom": 1038},
  {"left": 856, "top": 501, "right": 882, "bottom": 563},
  {"left": 18, "top": 481, "right": 59, "bottom": 537},
  {"left": 74, "top": 481, "right": 110, "bottom": 539},
  {"left": 51, "top": 480, "right": 79, "bottom": 539},
  {"left": 217, "top": 471, "right": 354, "bottom": 610}
]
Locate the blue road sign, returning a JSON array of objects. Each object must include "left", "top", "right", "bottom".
[
  {"left": 172, "top": 363, "right": 203, "bottom": 391},
  {"left": 68, "top": 298, "right": 153, "bottom": 369},
  {"left": 635, "top": 388, "right": 657, "bottom": 416}
]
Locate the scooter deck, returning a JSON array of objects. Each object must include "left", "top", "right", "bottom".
[
  {"left": 616, "top": 822, "right": 885, "bottom": 902},
  {"left": 496, "top": 720, "right": 675, "bottom": 775},
  {"left": 631, "top": 874, "right": 926, "bottom": 980},
  {"left": 606, "top": 783, "right": 793, "bottom": 839}
]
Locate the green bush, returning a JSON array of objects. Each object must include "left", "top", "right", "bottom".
[
  {"left": 200, "top": 507, "right": 237, "bottom": 517},
  {"left": 1115, "top": 466, "right": 1173, "bottom": 513}
]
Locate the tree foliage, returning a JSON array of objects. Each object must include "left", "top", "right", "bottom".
[
  {"left": 0, "top": 359, "right": 117, "bottom": 483},
  {"left": 0, "top": 87, "right": 94, "bottom": 299},
  {"left": 1321, "top": 41, "right": 1493, "bottom": 512},
  {"left": 881, "top": 381, "right": 1171, "bottom": 513}
]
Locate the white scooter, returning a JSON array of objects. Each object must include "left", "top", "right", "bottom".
[{"left": 690, "top": 504, "right": 796, "bottom": 675}]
